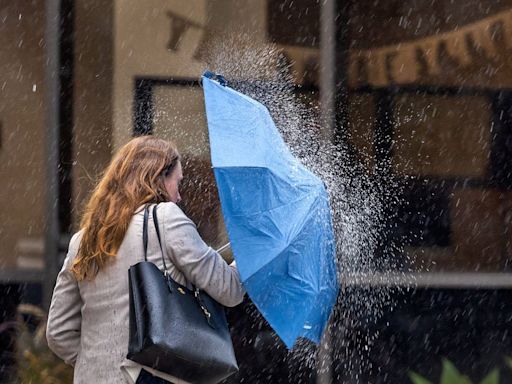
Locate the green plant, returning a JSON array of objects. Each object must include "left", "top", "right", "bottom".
[
  {"left": 505, "top": 357, "right": 512, "bottom": 371},
  {"left": 409, "top": 358, "right": 499, "bottom": 384},
  {"left": 15, "top": 304, "right": 73, "bottom": 384}
]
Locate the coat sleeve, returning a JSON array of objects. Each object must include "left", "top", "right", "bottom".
[
  {"left": 162, "top": 203, "right": 245, "bottom": 307},
  {"left": 46, "top": 232, "right": 82, "bottom": 366}
]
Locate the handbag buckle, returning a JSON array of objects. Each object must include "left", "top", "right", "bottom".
[{"left": 202, "top": 306, "right": 211, "bottom": 318}]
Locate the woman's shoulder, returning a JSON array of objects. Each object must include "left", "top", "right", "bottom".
[
  {"left": 59, "top": 230, "right": 83, "bottom": 270},
  {"left": 69, "top": 230, "right": 84, "bottom": 252},
  {"left": 157, "top": 203, "right": 199, "bottom": 234},
  {"left": 158, "top": 202, "right": 191, "bottom": 222}
]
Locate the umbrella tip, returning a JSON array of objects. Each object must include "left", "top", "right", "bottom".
[{"left": 202, "top": 70, "right": 228, "bottom": 86}]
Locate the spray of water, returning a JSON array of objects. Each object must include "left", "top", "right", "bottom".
[
  {"left": 153, "top": 32, "right": 415, "bottom": 382},
  {"left": 201, "top": 33, "right": 417, "bottom": 382}
]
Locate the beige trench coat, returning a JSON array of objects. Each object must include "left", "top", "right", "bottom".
[{"left": 46, "top": 202, "right": 244, "bottom": 384}]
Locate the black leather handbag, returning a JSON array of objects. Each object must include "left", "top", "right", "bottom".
[{"left": 127, "top": 205, "right": 239, "bottom": 384}]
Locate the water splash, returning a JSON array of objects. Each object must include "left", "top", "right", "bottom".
[{"left": 203, "top": 34, "right": 415, "bottom": 382}]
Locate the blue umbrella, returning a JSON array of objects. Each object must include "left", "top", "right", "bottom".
[{"left": 202, "top": 71, "right": 339, "bottom": 348}]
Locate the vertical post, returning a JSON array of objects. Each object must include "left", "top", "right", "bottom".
[
  {"left": 320, "top": 0, "right": 352, "bottom": 145},
  {"left": 333, "top": 0, "right": 352, "bottom": 148},
  {"left": 317, "top": 2, "right": 336, "bottom": 383},
  {"left": 44, "top": 0, "right": 62, "bottom": 310},
  {"left": 319, "top": 1, "right": 352, "bottom": 383},
  {"left": 320, "top": 0, "right": 336, "bottom": 143}
]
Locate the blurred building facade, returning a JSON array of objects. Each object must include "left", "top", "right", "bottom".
[{"left": 1, "top": 0, "right": 512, "bottom": 382}]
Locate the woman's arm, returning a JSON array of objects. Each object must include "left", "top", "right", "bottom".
[
  {"left": 162, "top": 203, "right": 245, "bottom": 307},
  {"left": 46, "top": 233, "right": 82, "bottom": 366}
]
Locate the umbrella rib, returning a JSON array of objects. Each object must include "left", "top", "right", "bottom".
[
  {"left": 213, "top": 167, "right": 326, "bottom": 217},
  {"left": 237, "top": 195, "right": 334, "bottom": 283}
]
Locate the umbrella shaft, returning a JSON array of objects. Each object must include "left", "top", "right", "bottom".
[{"left": 216, "top": 242, "right": 231, "bottom": 254}]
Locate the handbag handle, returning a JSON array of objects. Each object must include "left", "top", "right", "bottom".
[
  {"left": 142, "top": 205, "right": 149, "bottom": 261},
  {"left": 142, "top": 205, "right": 168, "bottom": 272},
  {"left": 148, "top": 204, "right": 169, "bottom": 272},
  {"left": 150, "top": 204, "right": 216, "bottom": 328}
]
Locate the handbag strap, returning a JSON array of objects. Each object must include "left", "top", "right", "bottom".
[
  {"left": 151, "top": 204, "right": 216, "bottom": 328},
  {"left": 151, "top": 204, "right": 169, "bottom": 272},
  {"left": 141, "top": 204, "right": 169, "bottom": 272},
  {"left": 142, "top": 205, "right": 149, "bottom": 262},
  {"left": 152, "top": 205, "right": 197, "bottom": 289}
]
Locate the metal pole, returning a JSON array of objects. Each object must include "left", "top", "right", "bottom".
[
  {"left": 44, "top": 0, "right": 61, "bottom": 311},
  {"left": 320, "top": 0, "right": 336, "bottom": 143},
  {"left": 320, "top": 0, "right": 352, "bottom": 144},
  {"left": 333, "top": 1, "right": 351, "bottom": 149},
  {"left": 317, "top": 2, "right": 336, "bottom": 383},
  {"left": 319, "top": 1, "right": 352, "bottom": 383}
]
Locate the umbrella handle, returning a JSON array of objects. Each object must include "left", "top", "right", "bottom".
[{"left": 216, "top": 242, "right": 231, "bottom": 254}]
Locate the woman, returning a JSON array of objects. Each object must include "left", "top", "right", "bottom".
[{"left": 47, "top": 136, "right": 245, "bottom": 384}]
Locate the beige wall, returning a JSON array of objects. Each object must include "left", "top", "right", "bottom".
[
  {"left": 112, "top": 0, "right": 207, "bottom": 148},
  {"left": 0, "top": 1, "right": 46, "bottom": 268},
  {"left": 72, "top": 0, "right": 114, "bottom": 228},
  {"left": 0, "top": 0, "right": 115, "bottom": 268},
  {"left": 112, "top": 0, "right": 267, "bottom": 149}
]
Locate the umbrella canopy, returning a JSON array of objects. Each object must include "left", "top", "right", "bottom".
[{"left": 202, "top": 72, "right": 339, "bottom": 348}]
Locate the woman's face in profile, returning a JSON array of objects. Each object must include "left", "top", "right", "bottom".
[{"left": 164, "top": 161, "right": 183, "bottom": 203}]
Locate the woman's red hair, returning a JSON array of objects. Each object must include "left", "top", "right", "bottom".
[{"left": 71, "top": 136, "right": 179, "bottom": 281}]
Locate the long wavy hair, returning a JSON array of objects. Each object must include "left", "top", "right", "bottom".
[{"left": 71, "top": 136, "right": 180, "bottom": 281}]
